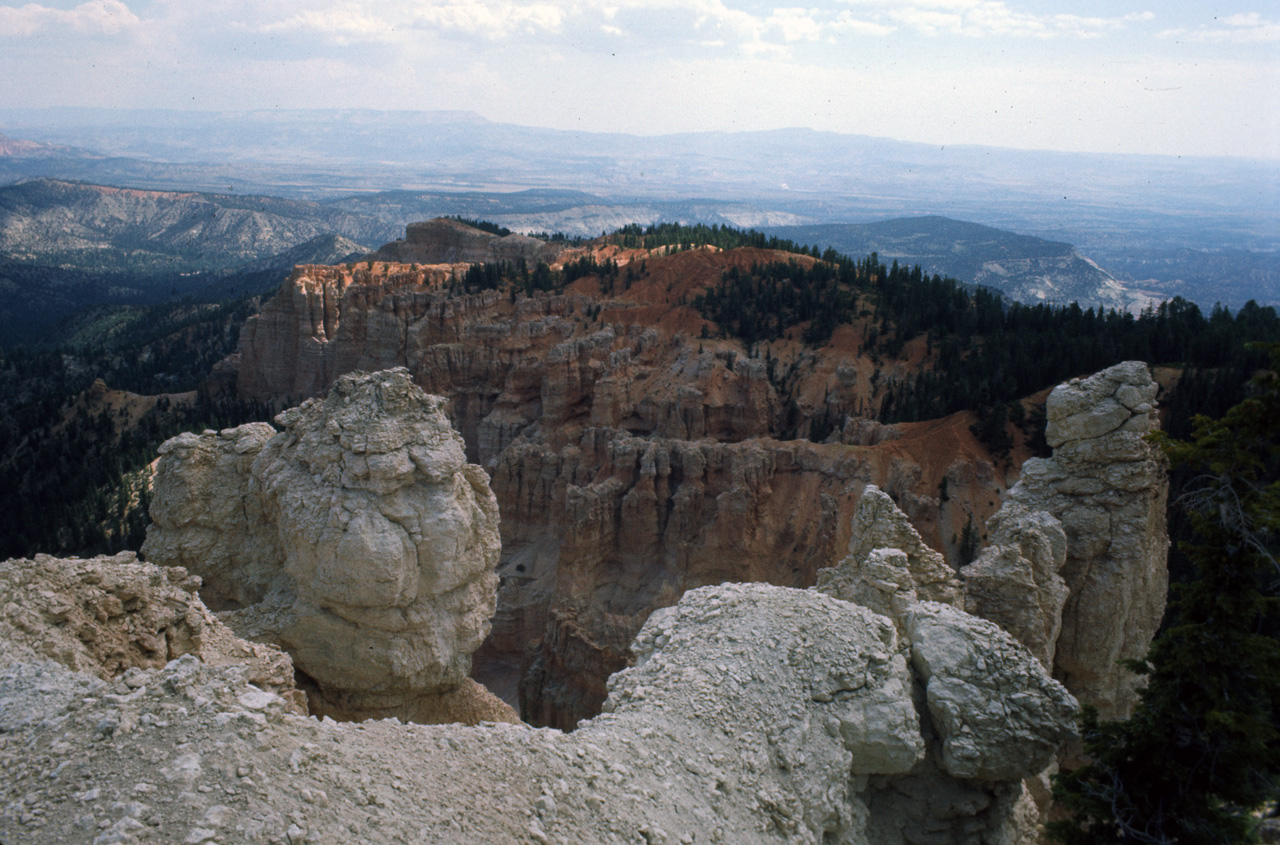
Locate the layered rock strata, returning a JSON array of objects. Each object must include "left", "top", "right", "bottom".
[
  {"left": 0, "top": 580, "right": 1075, "bottom": 844},
  {"left": 965, "top": 360, "right": 1168, "bottom": 718},
  {"left": 143, "top": 368, "right": 513, "bottom": 724}
]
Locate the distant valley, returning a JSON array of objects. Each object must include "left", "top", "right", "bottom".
[{"left": 0, "top": 107, "right": 1275, "bottom": 311}]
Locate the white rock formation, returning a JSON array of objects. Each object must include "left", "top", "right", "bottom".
[
  {"left": 989, "top": 361, "right": 1169, "bottom": 718},
  {"left": 143, "top": 423, "right": 280, "bottom": 609},
  {"left": 904, "top": 602, "right": 1077, "bottom": 782},
  {"left": 143, "top": 368, "right": 506, "bottom": 722},
  {"left": 0, "top": 552, "right": 304, "bottom": 712},
  {"left": 816, "top": 484, "right": 963, "bottom": 619},
  {"left": 0, "top": 580, "right": 1075, "bottom": 844},
  {"left": 960, "top": 506, "right": 1069, "bottom": 669}
]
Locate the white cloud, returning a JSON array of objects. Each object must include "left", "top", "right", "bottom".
[
  {"left": 239, "top": 1, "right": 902, "bottom": 53},
  {"left": 409, "top": 1, "right": 566, "bottom": 38},
  {"left": 0, "top": 0, "right": 140, "bottom": 37},
  {"left": 832, "top": 12, "right": 896, "bottom": 37},
  {"left": 1159, "top": 12, "right": 1280, "bottom": 44},
  {"left": 766, "top": 8, "right": 821, "bottom": 42},
  {"left": 847, "top": 1, "right": 1154, "bottom": 39},
  {"left": 252, "top": 1, "right": 567, "bottom": 42}
]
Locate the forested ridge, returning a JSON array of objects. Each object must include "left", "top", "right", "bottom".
[
  {"left": 0, "top": 296, "right": 273, "bottom": 559},
  {"left": 670, "top": 226, "right": 1279, "bottom": 442}
]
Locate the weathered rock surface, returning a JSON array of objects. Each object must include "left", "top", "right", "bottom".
[
  {"left": 816, "top": 484, "right": 963, "bottom": 620},
  {"left": 903, "top": 602, "right": 1077, "bottom": 782},
  {"left": 143, "top": 368, "right": 508, "bottom": 724},
  {"left": 0, "top": 581, "right": 1075, "bottom": 844},
  {"left": 981, "top": 361, "right": 1169, "bottom": 718},
  {"left": 143, "top": 423, "right": 280, "bottom": 610},
  {"left": 0, "top": 552, "right": 304, "bottom": 712},
  {"left": 960, "top": 506, "right": 1069, "bottom": 669}
]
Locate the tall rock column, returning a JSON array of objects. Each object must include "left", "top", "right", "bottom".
[
  {"left": 988, "top": 361, "right": 1169, "bottom": 718},
  {"left": 144, "top": 368, "right": 514, "bottom": 724}
]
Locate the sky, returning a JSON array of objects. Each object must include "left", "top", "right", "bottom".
[{"left": 0, "top": 0, "right": 1277, "bottom": 159}]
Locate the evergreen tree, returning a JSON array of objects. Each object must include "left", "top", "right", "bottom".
[{"left": 1050, "top": 343, "right": 1280, "bottom": 844}]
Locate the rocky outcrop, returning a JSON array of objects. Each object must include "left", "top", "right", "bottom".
[
  {"left": 970, "top": 361, "right": 1168, "bottom": 718},
  {"left": 816, "top": 484, "right": 963, "bottom": 621},
  {"left": 142, "top": 423, "right": 280, "bottom": 610},
  {"left": 143, "top": 368, "right": 510, "bottom": 724},
  {"left": 373, "top": 218, "right": 564, "bottom": 266},
  {"left": 960, "top": 506, "right": 1069, "bottom": 669},
  {"left": 903, "top": 602, "right": 1076, "bottom": 781},
  {"left": 0, "top": 580, "right": 1076, "bottom": 844},
  {"left": 0, "top": 552, "right": 304, "bottom": 712}
]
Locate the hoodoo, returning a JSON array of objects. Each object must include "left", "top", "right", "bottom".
[
  {"left": 963, "top": 361, "right": 1168, "bottom": 718},
  {"left": 142, "top": 368, "right": 514, "bottom": 724}
]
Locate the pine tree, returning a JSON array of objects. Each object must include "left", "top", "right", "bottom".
[{"left": 1050, "top": 343, "right": 1280, "bottom": 844}]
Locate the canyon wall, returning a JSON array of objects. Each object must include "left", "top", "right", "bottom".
[{"left": 231, "top": 244, "right": 1022, "bottom": 725}]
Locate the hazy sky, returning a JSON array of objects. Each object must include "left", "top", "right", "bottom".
[{"left": 1, "top": 0, "right": 1277, "bottom": 159}]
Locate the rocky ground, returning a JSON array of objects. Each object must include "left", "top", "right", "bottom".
[{"left": 1, "top": 581, "right": 1075, "bottom": 845}]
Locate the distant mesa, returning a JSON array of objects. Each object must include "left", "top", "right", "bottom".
[{"left": 371, "top": 217, "right": 562, "bottom": 266}]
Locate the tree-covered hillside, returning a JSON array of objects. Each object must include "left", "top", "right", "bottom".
[{"left": 0, "top": 296, "right": 273, "bottom": 559}]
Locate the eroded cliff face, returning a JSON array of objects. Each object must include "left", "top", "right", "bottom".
[{"left": 231, "top": 244, "right": 1021, "bottom": 726}]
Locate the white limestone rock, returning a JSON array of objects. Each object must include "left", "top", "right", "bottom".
[
  {"left": 961, "top": 506, "right": 1069, "bottom": 669},
  {"left": 0, "top": 580, "right": 1076, "bottom": 844},
  {"left": 997, "top": 361, "right": 1168, "bottom": 718},
  {"left": 142, "top": 423, "right": 281, "bottom": 609},
  {"left": 904, "top": 601, "right": 1078, "bottom": 782},
  {"left": 816, "top": 484, "right": 962, "bottom": 611},
  {"left": 0, "top": 552, "right": 304, "bottom": 711},
  {"left": 143, "top": 368, "right": 502, "bottom": 720}
]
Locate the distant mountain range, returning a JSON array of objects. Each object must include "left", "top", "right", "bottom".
[
  {"left": 768, "top": 218, "right": 1141, "bottom": 312},
  {"left": 1, "top": 108, "right": 1275, "bottom": 310},
  {"left": 0, "top": 176, "right": 1170, "bottom": 346}
]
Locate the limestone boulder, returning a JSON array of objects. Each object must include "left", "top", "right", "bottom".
[
  {"left": 250, "top": 367, "right": 501, "bottom": 707},
  {"left": 144, "top": 368, "right": 505, "bottom": 723},
  {"left": 904, "top": 601, "right": 1078, "bottom": 782},
  {"left": 142, "top": 423, "right": 281, "bottom": 610}
]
